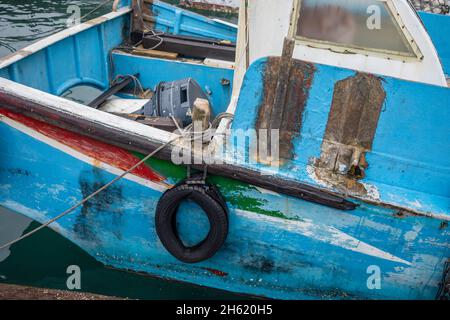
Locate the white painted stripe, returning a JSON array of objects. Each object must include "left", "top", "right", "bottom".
[
  {"left": 235, "top": 209, "right": 412, "bottom": 266},
  {"left": 0, "top": 115, "right": 170, "bottom": 192}
]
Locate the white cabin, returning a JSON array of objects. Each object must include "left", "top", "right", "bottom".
[{"left": 232, "top": 0, "right": 447, "bottom": 96}]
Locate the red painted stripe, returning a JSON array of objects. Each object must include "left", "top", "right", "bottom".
[{"left": 0, "top": 109, "right": 165, "bottom": 182}]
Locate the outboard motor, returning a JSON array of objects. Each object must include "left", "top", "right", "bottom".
[{"left": 143, "top": 78, "right": 211, "bottom": 127}]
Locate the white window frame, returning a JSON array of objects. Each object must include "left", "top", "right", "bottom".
[{"left": 290, "top": 0, "right": 423, "bottom": 62}]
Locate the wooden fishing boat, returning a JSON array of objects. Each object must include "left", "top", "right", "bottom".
[{"left": 0, "top": 0, "right": 449, "bottom": 300}]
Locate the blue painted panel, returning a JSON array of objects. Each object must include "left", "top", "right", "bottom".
[
  {"left": 420, "top": 12, "right": 450, "bottom": 77},
  {"left": 151, "top": 0, "right": 237, "bottom": 42},
  {"left": 112, "top": 52, "right": 234, "bottom": 115},
  {"left": 0, "top": 120, "right": 448, "bottom": 299},
  {"left": 118, "top": 0, "right": 131, "bottom": 9}
]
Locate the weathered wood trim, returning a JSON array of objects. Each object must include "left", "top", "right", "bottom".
[{"left": 0, "top": 283, "right": 123, "bottom": 300}]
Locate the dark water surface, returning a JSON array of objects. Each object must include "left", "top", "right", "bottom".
[{"left": 0, "top": 0, "right": 241, "bottom": 299}]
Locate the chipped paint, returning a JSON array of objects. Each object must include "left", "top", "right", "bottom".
[
  {"left": 1, "top": 200, "right": 63, "bottom": 233},
  {"left": 0, "top": 8, "right": 131, "bottom": 70}
]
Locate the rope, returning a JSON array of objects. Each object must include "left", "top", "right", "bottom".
[
  {"left": 0, "top": 112, "right": 234, "bottom": 251},
  {"left": 79, "top": 0, "right": 115, "bottom": 22}
]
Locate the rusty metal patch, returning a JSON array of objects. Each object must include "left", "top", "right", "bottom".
[
  {"left": 315, "top": 73, "right": 386, "bottom": 195},
  {"left": 255, "top": 39, "right": 315, "bottom": 163}
]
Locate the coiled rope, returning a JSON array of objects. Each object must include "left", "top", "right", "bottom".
[{"left": 0, "top": 112, "right": 233, "bottom": 251}]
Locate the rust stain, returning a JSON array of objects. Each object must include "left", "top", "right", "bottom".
[
  {"left": 255, "top": 40, "right": 315, "bottom": 164},
  {"left": 0, "top": 49, "right": 33, "bottom": 64},
  {"left": 314, "top": 73, "right": 386, "bottom": 196}
]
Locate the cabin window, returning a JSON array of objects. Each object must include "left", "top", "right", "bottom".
[{"left": 294, "top": 0, "right": 417, "bottom": 57}]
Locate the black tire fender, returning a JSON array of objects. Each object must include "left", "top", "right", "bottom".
[{"left": 155, "top": 181, "right": 228, "bottom": 263}]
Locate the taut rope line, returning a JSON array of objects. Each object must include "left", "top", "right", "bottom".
[{"left": 0, "top": 136, "right": 179, "bottom": 251}]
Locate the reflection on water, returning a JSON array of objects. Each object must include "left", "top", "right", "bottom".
[{"left": 0, "top": 0, "right": 241, "bottom": 299}]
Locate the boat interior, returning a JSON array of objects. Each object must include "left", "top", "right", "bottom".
[{"left": 0, "top": 1, "right": 238, "bottom": 134}]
